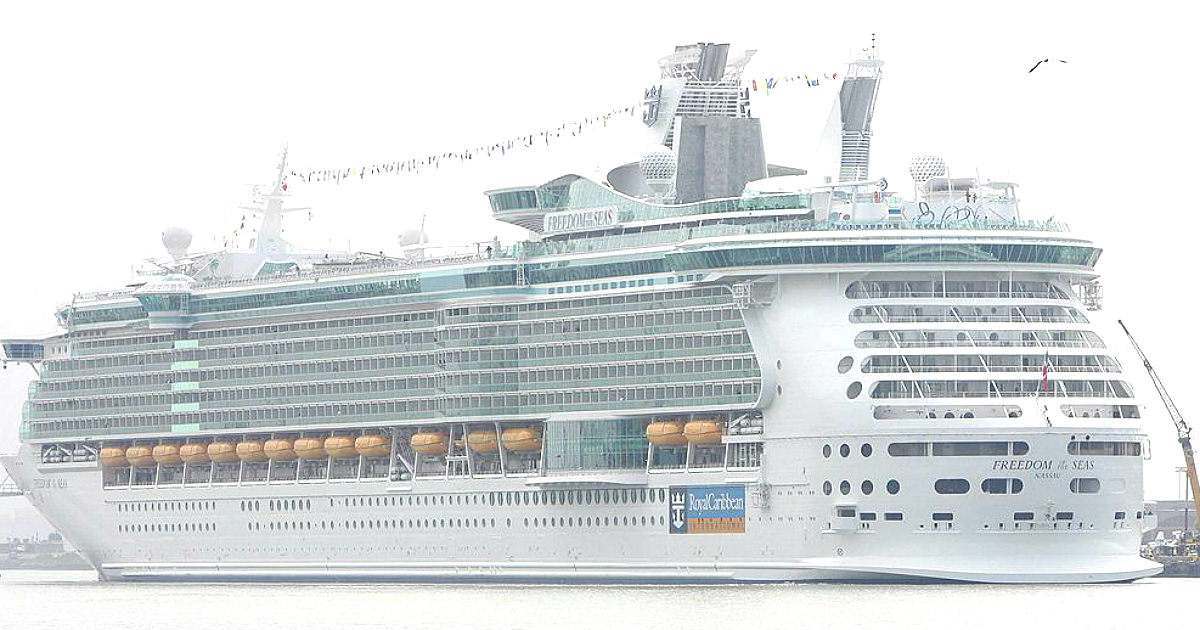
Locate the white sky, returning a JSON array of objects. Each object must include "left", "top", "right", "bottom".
[{"left": 1, "top": 1, "right": 1197, "bottom": 533}]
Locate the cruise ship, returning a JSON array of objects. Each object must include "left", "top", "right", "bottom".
[{"left": 0, "top": 43, "right": 1162, "bottom": 583}]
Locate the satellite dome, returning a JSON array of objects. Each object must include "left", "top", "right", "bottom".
[
  {"left": 908, "top": 155, "right": 947, "bottom": 184},
  {"left": 639, "top": 145, "right": 677, "bottom": 183},
  {"left": 161, "top": 226, "right": 193, "bottom": 261},
  {"left": 639, "top": 146, "right": 677, "bottom": 201}
]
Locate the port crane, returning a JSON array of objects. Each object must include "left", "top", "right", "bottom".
[{"left": 1119, "top": 320, "right": 1200, "bottom": 532}]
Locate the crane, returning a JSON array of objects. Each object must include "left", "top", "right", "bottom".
[{"left": 1119, "top": 319, "right": 1200, "bottom": 533}]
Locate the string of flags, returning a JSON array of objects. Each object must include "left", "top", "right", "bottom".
[
  {"left": 287, "top": 101, "right": 643, "bottom": 185},
  {"left": 287, "top": 71, "right": 840, "bottom": 185},
  {"left": 750, "top": 72, "right": 838, "bottom": 94}
]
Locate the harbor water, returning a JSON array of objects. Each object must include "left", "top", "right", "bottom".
[{"left": 0, "top": 570, "right": 1192, "bottom": 630}]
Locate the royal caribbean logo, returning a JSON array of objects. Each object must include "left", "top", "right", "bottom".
[{"left": 668, "top": 485, "right": 746, "bottom": 534}]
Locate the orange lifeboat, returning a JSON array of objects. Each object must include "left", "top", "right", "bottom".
[
  {"left": 264, "top": 438, "right": 297, "bottom": 461},
  {"left": 179, "top": 443, "right": 210, "bottom": 464},
  {"left": 501, "top": 427, "right": 542, "bottom": 452},
  {"left": 684, "top": 419, "right": 724, "bottom": 445},
  {"left": 411, "top": 431, "right": 448, "bottom": 455},
  {"left": 354, "top": 435, "right": 391, "bottom": 458},
  {"left": 99, "top": 446, "right": 127, "bottom": 467},
  {"left": 152, "top": 444, "right": 183, "bottom": 465},
  {"left": 235, "top": 440, "right": 268, "bottom": 462},
  {"left": 646, "top": 421, "right": 688, "bottom": 447},
  {"left": 324, "top": 436, "right": 358, "bottom": 459},
  {"left": 208, "top": 441, "right": 239, "bottom": 463},
  {"left": 294, "top": 438, "right": 327, "bottom": 460},
  {"left": 467, "top": 430, "right": 499, "bottom": 453},
  {"left": 125, "top": 445, "right": 156, "bottom": 467}
]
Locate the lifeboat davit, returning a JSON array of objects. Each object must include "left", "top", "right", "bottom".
[
  {"left": 179, "top": 443, "right": 210, "bottom": 464},
  {"left": 501, "top": 427, "right": 542, "bottom": 452},
  {"left": 235, "top": 440, "right": 268, "bottom": 462},
  {"left": 152, "top": 444, "right": 183, "bottom": 465},
  {"left": 411, "top": 432, "right": 448, "bottom": 455},
  {"left": 355, "top": 435, "right": 391, "bottom": 458},
  {"left": 646, "top": 421, "right": 687, "bottom": 447},
  {"left": 684, "top": 419, "right": 724, "bottom": 445},
  {"left": 208, "top": 441, "right": 239, "bottom": 463},
  {"left": 467, "top": 430, "right": 499, "bottom": 453},
  {"left": 125, "top": 445, "right": 156, "bottom": 467},
  {"left": 99, "top": 446, "right": 127, "bottom": 467},
  {"left": 294, "top": 438, "right": 327, "bottom": 460},
  {"left": 324, "top": 436, "right": 358, "bottom": 459},
  {"left": 264, "top": 438, "right": 297, "bottom": 461}
]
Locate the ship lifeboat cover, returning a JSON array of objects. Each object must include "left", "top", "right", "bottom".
[
  {"left": 684, "top": 420, "right": 724, "bottom": 445},
  {"left": 99, "top": 446, "right": 127, "bottom": 467},
  {"left": 501, "top": 427, "right": 542, "bottom": 452},
  {"left": 411, "top": 432, "right": 448, "bottom": 455},
  {"left": 152, "top": 443, "right": 183, "bottom": 465},
  {"left": 264, "top": 439, "right": 297, "bottom": 461},
  {"left": 646, "top": 421, "right": 688, "bottom": 447},
  {"left": 355, "top": 435, "right": 391, "bottom": 458},
  {"left": 209, "top": 441, "right": 240, "bottom": 463},
  {"left": 179, "top": 443, "right": 210, "bottom": 464},
  {"left": 467, "top": 430, "right": 500, "bottom": 453},
  {"left": 235, "top": 440, "right": 268, "bottom": 462},
  {"left": 294, "top": 438, "right": 327, "bottom": 460},
  {"left": 324, "top": 436, "right": 358, "bottom": 459},
  {"left": 125, "top": 445, "right": 156, "bottom": 467}
]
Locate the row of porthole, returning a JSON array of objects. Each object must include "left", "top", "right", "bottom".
[
  {"left": 823, "top": 479, "right": 900, "bottom": 496},
  {"left": 119, "top": 522, "right": 215, "bottom": 533},
  {"left": 823, "top": 443, "right": 873, "bottom": 458},
  {"left": 117, "top": 501, "right": 215, "bottom": 513}
]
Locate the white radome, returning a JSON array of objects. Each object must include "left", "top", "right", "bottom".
[
  {"left": 161, "top": 226, "right": 193, "bottom": 261},
  {"left": 908, "top": 155, "right": 947, "bottom": 184},
  {"left": 639, "top": 145, "right": 677, "bottom": 184}
]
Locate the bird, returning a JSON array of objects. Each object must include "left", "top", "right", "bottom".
[{"left": 1029, "top": 58, "right": 1067, "bottom": 73}]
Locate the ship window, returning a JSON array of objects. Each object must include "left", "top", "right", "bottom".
[
  {"left": 859, "top": 512, "right": 877, "bottom": 522},
  {"left": 932, "top": 512, "right": 954, "bottom": 522},
  {"left": 1068, "top": 441, "right": 1141, "bottom": 456},
  {"left": 1070, "top": 478, "right": 1101, "bottom": 494},
  {"left": 823, "top": 481, "right": 832, "bottom": 496},
  {"left": 1013, "top": 512, "right": 1034, "bottom": 521},
  {"left": 846, "top": 382, "right": 862, "bottom": 399},
  {"left": 1114, "top": 511, "right": 1126, "bottom": 520},
  {"left": 837, "top": 507, "right": 857, "bottom": 518},
  {"left": 934, "top": 479, "right": 970, "bottom": 494},
  {"left": 888, "top": 442, "right": 928, "bottom": 457},
  {"left": 861, "top": 480, "right": 874, "bottom": 495},
  {"left": 860, "top": 443, "right": 873, "bottom": 457},
  {"left": 981, "top": 478, "right": 1024, "bottom": 494},
  {"left": 1056, "top": 512, "right": 1075, "bottom": 521},
  {"left": 839, "top": 444, "right": 850, "bottom": 458},
  {"left": 886, "top": 479, "right": 900, "bottom": 494},
  {"left": 884, "top": 512, "right": 904, "bottom": 521},
  {"left": 839, "top": 480, "right": 851, "bottom": 495},
  {"left": 822, "top": 445, "right": 832, "bottom": 458},
  {"left": 837, "top": 356, "right": 853, "bottom": 374}
]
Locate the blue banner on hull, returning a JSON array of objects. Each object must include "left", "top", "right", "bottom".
[{"left": 668, "top": 485, "right": 746, "bottom": 534}]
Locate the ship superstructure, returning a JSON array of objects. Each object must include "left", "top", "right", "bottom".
[{"left": 0, "top": 44, "right": 1160, "bottom": 583}]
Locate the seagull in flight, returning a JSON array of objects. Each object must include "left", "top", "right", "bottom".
[{"left": 1029, "top": 58, "right": 1067, "bottom": 73}]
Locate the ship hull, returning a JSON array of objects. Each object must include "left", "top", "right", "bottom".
[{"left": 2, "top": 440, "right": 1161, "bottom": 584}]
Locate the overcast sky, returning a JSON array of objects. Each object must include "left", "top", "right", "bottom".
[{"left": 1, "top": 2, "right": 1197, "bottom": 534}]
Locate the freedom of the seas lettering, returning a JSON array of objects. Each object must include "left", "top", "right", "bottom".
[
  {"left": 668, "top": 485, "right": 746, "bottom": 534},
  {"left": 542, "top": 206, "right": 619, "bottom": 233},
  {"left": 992, "top": 459, "right": 1095, "bottom": 479}
]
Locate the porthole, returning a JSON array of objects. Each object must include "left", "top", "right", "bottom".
[
  {"left": 777, "top": 384, "right": 783, "bottom": 396},
  {"left": 846, "top": 381, "right": 862, "bottom": 399},
  {"left": 823, "top": 481, "right": 833, "bottom": 495},
  {"left": 777, "top": 360, "right": 782, "bottom": 370},
  {"left": 860, "top": 443, "right": 873, "bottom": 457},
  {"left": 886, "top": 479, "right": 900, "bottom": 495},
  {"left": 840, "top": 480, "right": 851, "bottom": 495},
  {"left": 822, "top": 444, "right": 832, "bottom": 458},
  {"left": 934, "top": 478, "right": 970, "bottom": 494},
  {"left": 837, "top": 356, "right": 854, "bottom": 374},
  {"left": 861, "top": 480, "right": 874, "bottom": 495},
  {"left": 839, "top": 443, "right": 851, "bottom": 458}
]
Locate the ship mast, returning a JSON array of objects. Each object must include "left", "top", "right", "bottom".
[{"left": 239, "top": 147, "right": 310, "bottom": 256}]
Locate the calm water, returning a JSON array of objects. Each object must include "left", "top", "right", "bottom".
[{"left": 0, "top": 570, "right": 1193, "bottom": 630}]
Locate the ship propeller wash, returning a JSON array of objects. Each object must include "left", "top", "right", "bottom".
[{"left": 0, "top": 42, "right": 1161, "bottom": 583}]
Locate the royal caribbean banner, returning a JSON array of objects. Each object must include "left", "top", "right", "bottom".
[{"left": 668, "top": 485, "right": 746, "bottom": 534}]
